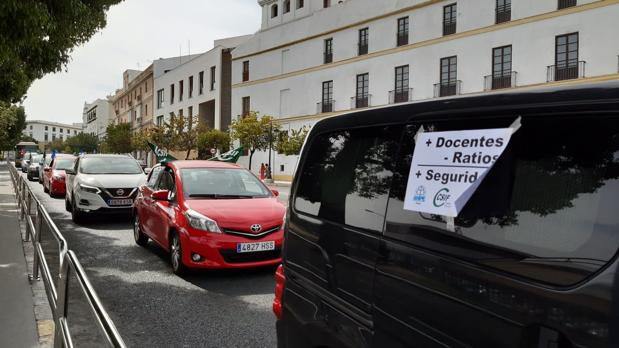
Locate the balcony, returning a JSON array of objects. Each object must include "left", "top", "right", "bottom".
[
  {"left": 317, "top": 100, "right": 335, "bottom": 114},
  {"left": 495, "top": 3, "right": 511, "bottom": 24},
  {"left": 558, "top": 0, "right": 576, "bottom": 10},
  {"left": 434, "top": 81, "right": 462, "bottom": 97},
  {"left": 547, "top": 61, "right": 585, "bottom": 82},
  {"left": 397, "top": 33, "right": 408, "bottom": 47},
  {"left": 350, "top": 95, "right": 371, "bottom": 109},
  {"left": 484, "top": 71, "right": 517, "bottom": 90},
  {"left": 443, "top": 20, "right": 456, "bottom": 36},
  {"left": 324, "top": 52, "right": 333, "bottom": 64},
  {"left": 358, "top": 43, "right": 368, "bottom": 56},
  {"left": 389, "top": 88, "right": 413, "bottom": 104}
]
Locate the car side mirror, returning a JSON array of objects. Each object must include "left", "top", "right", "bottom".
[
  {"left": 65, "top": 169, "right": 76, "bottom": 175},
  {"left": 271, "top": 188, "right": 280, "bottom": 197},
  {"left": 43, "top": 167, "right": 51, "bottom": 172},
  {"left": 144, "top": 168, "right": 152, "bottom": 175},
  {"left": 151, "top": 190, "right": 170, "bottom": 201}
]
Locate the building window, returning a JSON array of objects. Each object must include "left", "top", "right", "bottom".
[
  {"left": 271, "top": 4, "right": 278, "bottom": 18},
  {"left": 170, "top": 84, "right": 175, "bottom": 104},
  {"left": 397, "top": 17, "right": 409, "bottom": 47},
  {"left": 443, "top": 3, "right": 457, "bottom": 36},
  {"left": 45, "top": 126, "right": 48, "bottom": 131},
  {"left": 324, "top": 38, "right": 333, "bottom": 64},
  {"left": 199, "top": 71, "right": 204, "bottom": 95},
  {"left": 210, "top": 66, "right": 216, "bottom": 90},
  {"left": 358, "top": 28, "right": 369, "bottom": 55},
  {"left": 355, "top": 73, "right": 370, "bottom": 108},
  {"left": 189, "top": 76, "right": 194, "bottom": 98},
  {"left": 297, "top": 0, "right": 304, "bottom": 9},
  {"left": 321, "top": 80, "right": 333, "bottom": 113},
  {"left": 145, "top": 104, "right": 148, "bottom": 116},
  {"left": 188, "top": 106, "right": 193, "bottom": 118},
  {"left": 179, "top": 109, "right": 184, "bottom": 118},
  {"left": 145, "top": 81, "right": 148, "bottom": 92},
  {"left": 496, "top": 0, "right": 511, "bottom": 24},
  {"left": 392, "top": 65, "right": 410, "bottom": 103},
  {"left": 60, "top": 128, "right": 63, "bottom": 133},
  {"left": 52, "top": 134, "right": 56, "bottom": 141},
  {"left": 179, "top": 80, "right": 184, "bottom": 101},
  {"left": 53, "top": 127, "right": 56, "bottom": 132},
  {"left": 558, "top": 0, "right": 576, "bottom": 9},
  {"left": 157, "top": 89, "right": 164, "bottom": 109},
  {"left": 242, "top": 61, "right": 250, "bottom": 82},
  {"left": 44, "top": 133, "right": 48, "bottom": 141},
  {"left": 553, "top": 32, "right": 580, "bottom": 81},
  {"left": 29, "top": 125, "right": 33, "bottom": 130},
  {"left": 324, "top": 0, "right": 331, "bottom": 8},
  {"left": 439, "top": 56, "right": 458, "bottom": 97},
  {"left": 491, "top": 45, "right": 513, "bottom": 89},
  {"left": 156, "top": 115, "right": 164, "bottom": 126},
  {"left": 242, "top": 96, "right": 250, "bottom": 117},
  {"left": 284, "top": 0, "right": 291, "bottom": 13}
]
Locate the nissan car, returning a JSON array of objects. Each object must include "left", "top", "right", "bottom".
[{"left": 133, "top": 161, "right": 285, "bottom": 274}]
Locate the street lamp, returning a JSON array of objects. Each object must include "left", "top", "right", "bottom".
[{"left": 267, "top": 120, "right": 273, "bottom": 181}]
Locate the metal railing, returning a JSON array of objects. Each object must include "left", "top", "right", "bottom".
[
  {"left": 358, "top": 43, "right": 368, "bottom": 55},
  {"left": 350, "top": 94, "right": 372, "bottom": 109},
  {"left": 397, "top": 33, "right": 409, "bottom": 46},
  {"left": 558, "top": 0, "right": 576, "bottom": 10},
  {"left": 547, "top": 61, "right": 586, "bottom": 82},
  {"left": 443, "top": 20, "right": 456, "bottom": 36},
  {"left": 484, "top": 71, "right": 518, "bottom": 90},
  {"left": 316, "top": 100, "right": 335, "bottom": 114},
  {"left": 434, "top": 81, "right": 462, "bottom": 97},
  {"left": 389, "top": 88, "right": 413, "bottom": 104},
  {"left": 324, "top": 52, "right": 333, "bottom": 64},
  {"left": 8, "top": 164, "right": 126, "bottom": 348}
]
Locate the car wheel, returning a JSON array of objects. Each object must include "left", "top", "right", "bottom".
[
  {"left": 170, "top": 232, "right": 186, "bottom": 275},
  {"left": 133, "top": 214, "right": 149, "bottom": 247},
  {"left": 71, "top": 195, "right": 85, "bottom": 224},
  {"left": 27, "top": 173, "right": 32, "bottom": 181},
  {"left": 64, "top": 195, "right": 71, "bottom": 212},
  {"left": 43, "top": 182, "right": 49, "bottom": 194}
]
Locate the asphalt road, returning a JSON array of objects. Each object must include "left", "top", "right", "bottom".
[{"left": 19, "top": 170, "right": 290, "bottom": 348}]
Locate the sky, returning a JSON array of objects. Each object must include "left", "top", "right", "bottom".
[{"left": 23, "top": 0, "right": 261, "bottom": 125}]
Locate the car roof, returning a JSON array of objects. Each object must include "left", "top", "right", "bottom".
[
  {"left": 311, "top": 80, "right": 619, "bottom": 134},
  {"left": 80, "top": 154, "right": 134, "bottom": 158},
  {"left": 165, "top": 160, "right": 242, "bottom": 170}
]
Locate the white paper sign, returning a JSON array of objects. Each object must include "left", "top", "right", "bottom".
[{"left": 403, "top": 122, "right": 519, "bottom": 217}]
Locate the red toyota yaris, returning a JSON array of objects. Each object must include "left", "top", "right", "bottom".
[
  {"left": 133, "top": 161, "right": 285, "bottom": 274},
  {"left": 43, "top": 155, "right": 76, "bottom": 197}
]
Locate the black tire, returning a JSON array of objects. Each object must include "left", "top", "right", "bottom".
[
  {"left": 43, "top": 182, "right": 49, "bottom": 194},
  {"left": 71, "top": 195, "right": 85, "bottom": 224},
  {"left": 64, "top": 195, "right": 71, "bottom": 212},
  {"left": 27, "top": 173, "right": 32, "bottom": 181},
  {"left": 133, "top": 213, "right": 148, "bottom": 247},
  {"left": 169, "top": 232, "right": 186, "bottom": 275}
]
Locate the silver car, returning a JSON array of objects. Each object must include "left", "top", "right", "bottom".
[{"left": 27, "top": 154, "right": 43, "bottom": 181}]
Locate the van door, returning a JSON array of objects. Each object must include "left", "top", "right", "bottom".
[
  {"left": 285, "top": 125, "right": 402, "bottom": 348},
  {"left": 374, "top": 115, "right": 619, "bottom": 347}
]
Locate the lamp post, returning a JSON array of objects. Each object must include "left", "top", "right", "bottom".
[{"left": 266, "top": 120, "right": 273, "bottom": 182}]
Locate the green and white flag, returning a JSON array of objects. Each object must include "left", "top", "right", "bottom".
[{"left": 148, "top": 142, "right": 177, "bottom": 163}]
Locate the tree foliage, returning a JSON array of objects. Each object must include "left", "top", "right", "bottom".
[
  {"left": 0, "top": 0, "right": 123, "bottom": 103},
  {"left": 64, "top": 133, "right": 99, "bottom": 153},
  {"left": 197, "top": 129, "right": 231, "bottom": 159},
  {"left": 276, "top": 127, "right": 309, "bottom": 156},
  {"left": 229, "top": 112, "right": 280, "bottom": 170},
  {"left": 168, "top": 114, "right": 204, "bottom": 160},
  {"left": 0, "top": 103, "right": 27, "bottom": 150},
  {"left": 102, "top": 123, "right": 132, "bottom": 154}
]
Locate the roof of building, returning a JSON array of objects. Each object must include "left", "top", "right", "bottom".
[{"left": 26, "top": 120, "right": 83, "bottom": 129}]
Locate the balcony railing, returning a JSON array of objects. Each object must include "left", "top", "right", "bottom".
[
  {"left": 434, "top": 81, "right": 462, "bottom": 97},
  {"left": 358, "top": 43, "right": 368, "bottom": 56},
  {"left": 397, "top": 33, "right": 409, "bottom": 47},
  {"left": 443, "top": 21, "right": 456, "bottom": 36},
  {"left": 495, "top": 3, "right": 511, "bottom": 23},
  {"left": 317, "top": 100, "right": 335, "bottom": 114},
  {"left": 389, "top": 88, "right": 413, "bottom": 104},
  {"left": 558, "top": 0, "right": 576, "bottom": 9},
  {"left": 324, "top": 52, "right": 333, "bottom": 64},
  {"left": 484, "top": 71, "right": 517, "bottom": 90},
  {"left": 351, "top": 95, "right": 371, "bottom": 109},
  {"left": 547, "top": 61, "right": 586, "bottom": 82}
]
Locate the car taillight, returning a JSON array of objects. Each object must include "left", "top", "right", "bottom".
[{"left": 273, "top": 264, "right": 285, "bottom": 320}]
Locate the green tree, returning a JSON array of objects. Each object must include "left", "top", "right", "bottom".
[
  {"left": 64, "top": 133, "right": 99, "bottom": 153},
  {"left": 168, "top": 114, "right": 204, "bottom": 160},
  {"left": 0, "top": 0, "right": 123, "bottom": 103},
  {"left": 276, "top": 127, "right": 309, "bottom": 156},
  {"left": 0, "top": 103, "right": 27, "bottom": 150},
  {"left": 20, "top": 135, "right": 38, "bottom": 144},
  {"left": 46, "top": 138, "right": 65, "bottom": 152},
  {"left": 229, "top": 112, "right": 280, "bottom": 170},
  {"left": 197, "top": 129, "right": 231, "bottom": 159},
  {"left": 103, "top": 123, "right": 133, "bottom": 153}
]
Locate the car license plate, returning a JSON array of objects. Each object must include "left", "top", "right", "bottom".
[
  {"left": 236, "top": 241, "right": 275, "bottom": 253},
  {"left": 108, "top": 199, "right": 133, "bottom": 206}
]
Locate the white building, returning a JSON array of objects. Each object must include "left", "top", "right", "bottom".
[
  {"left": 232, "top": 0, "right": 619, "bottom": 181},
  {"left": 23, "top": 120, "right": 83, "bottom": 143},
  {"left": 82, "top": 98, "right": 113, "bottom": 139},
  {"left": 153, "top": 36, "right": 252, "bottom": 134}
]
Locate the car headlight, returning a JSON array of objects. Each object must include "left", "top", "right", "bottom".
[
  {"left": 78, "top": 183, "right": 100, "bottom": 194},
  {"left": 184, "top": 209, "right": 221, "bottom": 233}
]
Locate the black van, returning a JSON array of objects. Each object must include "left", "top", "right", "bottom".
[{"left": 274, "top": 81, "right": 619, "bottom": 348}]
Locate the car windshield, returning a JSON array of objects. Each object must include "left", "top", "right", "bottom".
[
  {"left": 80, "top": 157, "right": 143, "bottom": 174},
  {"left": 31, "top": 155, "right": 43, "bottom": 164},
  {"left": 181, "top": 168, "right": 271, "bottom": 199},
  {"left": 55, "top": 159, "right": 75, "bottom": 170}
]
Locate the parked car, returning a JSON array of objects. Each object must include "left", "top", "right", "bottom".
[
  {"left": 38, "top": 155, "right": 53, "bottom": 184},
  {"left": 274, "top": 81, "right": 619, "bottom": 348},
  {"left": 21, "top": 152, "right": 35, "bottom": 173},
  {"left": 133, "top": 161, "right": 285, "bottom": 274},
  {"left": 43, "top": 155, "right": 76, "bottom": 197},
  {"left": 26, "top": 154, "right": 43, "bottom": 180},
  {"left": 65, "top": 154, "right": 147, "bottom": 223}
]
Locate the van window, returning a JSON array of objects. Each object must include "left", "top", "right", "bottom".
[
  {"left": 384, "top": 115, "right": 619, "bottom": 286},
  {"left": 294, "top": 126, "right": 401, "bottom": 232}
]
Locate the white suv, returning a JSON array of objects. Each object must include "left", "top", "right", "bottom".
[{"left": 65, "top": 154, "right": 147, "bottom": 223}]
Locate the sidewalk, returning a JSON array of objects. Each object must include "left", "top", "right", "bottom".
[{"left": 0, "top": 163, "right": 38, "bottom": 348}]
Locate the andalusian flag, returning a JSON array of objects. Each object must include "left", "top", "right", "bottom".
[
  {"left": 208, "top": 147, "right": 243, "bottom": 163},
  {"left": 148, "top": 142, "right": 177, "bottom": 163}
]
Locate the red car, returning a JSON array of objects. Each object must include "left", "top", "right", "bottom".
[
  {"left": 43, "top": 155, "right": 77, "bottom": 197},
  {"left": 133, "top": 161, "right": 285, "bottom": 274}
]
